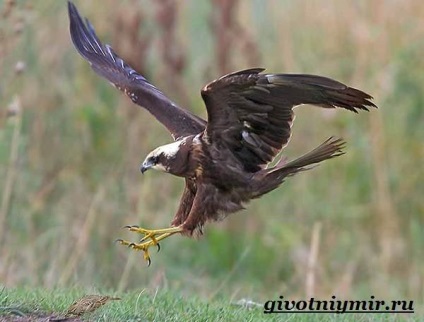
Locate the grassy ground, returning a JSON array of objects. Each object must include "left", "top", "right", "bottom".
[{"left": 0, "top": 287, "right": 419, "bottom": 322}]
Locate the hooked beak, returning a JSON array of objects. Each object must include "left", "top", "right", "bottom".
[{"left": 140, "top": 160, "right": 154, "bottom": 174}]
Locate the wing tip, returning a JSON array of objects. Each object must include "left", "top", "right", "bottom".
[
  {"left": 67, "top": 1, "right": 75, "bottom": 12},
  {"left": 344, "top": 89, "right": 378, "bottom": 113},
  {"left": 68, "top": 1, "right": 81, "bottom": 29}
]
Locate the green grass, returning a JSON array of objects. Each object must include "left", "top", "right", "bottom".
[{"left": 0, "top": 287, "right": 419, "bottom": 322}]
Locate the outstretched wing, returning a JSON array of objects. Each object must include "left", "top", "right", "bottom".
[
  {"left": 201, "top": 68, "right": 376, "bottom": 172},
  {"left": 68, "top": 2, "right": 206, "bottom": 140}
]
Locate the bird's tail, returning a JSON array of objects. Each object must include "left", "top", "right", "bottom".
[{"left": 251, "top": 137, "right": 345, "bottom": 198}]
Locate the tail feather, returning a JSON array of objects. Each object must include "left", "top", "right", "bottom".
[
  {"left": 252, "top": 137, "right": 345, "bottom": 198},
  {"left": 277, "top": 136, "right": 345, "bottom": 170}
]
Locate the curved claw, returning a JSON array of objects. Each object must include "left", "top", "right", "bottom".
[
  {"left": 115, "top": 239, "right": 123, "bottom": 244},
  {"left": 128, "top": 242, "right": 136, "bottom": 248},
  {"left": 139, "top": 235, "right": 150, "bottom": 243},
  {"left": 146, "top": 257, "right": 151, "bottom": 267},
  {"left": 123, "top": 225, "right": 140, "bottom": 230},
  {"left": 156, "top": 243, "right": 161, "bottom": 253}
]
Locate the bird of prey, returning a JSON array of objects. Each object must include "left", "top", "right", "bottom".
[{"left": 68, "top": 2, "right": 376, "bottom": 265}]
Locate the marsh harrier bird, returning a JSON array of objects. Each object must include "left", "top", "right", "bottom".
[{"left": 68, "top": 2, "right": 376, "bottom": 265}]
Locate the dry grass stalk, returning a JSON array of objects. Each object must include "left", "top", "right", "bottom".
[
  {"left": 154, "top": 0, "right": 190, "bottom": 107},
  {"left": 306, "top": 222, "right": 321, "bottom": 298},
  {"left": 210, "top": 0, "right": 259, "bottom": 74},
  {"left": 0, "top": 96, "right": 22, "bottom": 244},
  {"left": 59, "top": 186, "right": 106, "bottom": 286}
]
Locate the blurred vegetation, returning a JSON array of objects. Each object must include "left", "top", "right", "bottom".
[{"left": 0, "top": 0, "right": 423, "bottom": 305}]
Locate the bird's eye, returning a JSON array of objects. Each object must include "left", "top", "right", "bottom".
[{"left": 151, "top": 155, "right": 159, "bottom": 164}]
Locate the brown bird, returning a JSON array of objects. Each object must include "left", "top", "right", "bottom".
[
  {"left": 68, "top": 2, "right": 377, "bottom": 265},
  {"left": 65, "top": 295, "right": 121, "bottom": 317}
]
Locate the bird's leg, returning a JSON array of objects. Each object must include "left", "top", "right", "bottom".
[
  {"left": 124, "top": 225, "right": 183, "bottom": 243},
  {"left": 116, "top": 226, "right": 183, "bottom": 265}
]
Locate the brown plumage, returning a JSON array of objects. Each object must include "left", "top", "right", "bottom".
[
  {"left": 66, "top": 295, "right": 121, "bottom": 316},
  {"left": 68, "top": 2, "right": 377, "bottom": 264}
]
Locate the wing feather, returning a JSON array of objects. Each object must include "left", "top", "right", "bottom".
[
  {"left": 202, "top": 69, "right": 376, "bottom": 172},
  {"left": 68, "top": 2, "right": 206, "bottom": 140}
]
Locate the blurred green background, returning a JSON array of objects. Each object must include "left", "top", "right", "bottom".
[{"left": 1, "top": 0, "right": 423, "bottom": 303}]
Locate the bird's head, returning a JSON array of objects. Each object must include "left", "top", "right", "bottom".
[{"left": 141, "top": 139, "right": 190, "bottom": 177}]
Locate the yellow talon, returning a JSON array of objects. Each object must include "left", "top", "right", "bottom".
[{"left": 117, "top": 226, "right": 183, "bottom": 265}]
